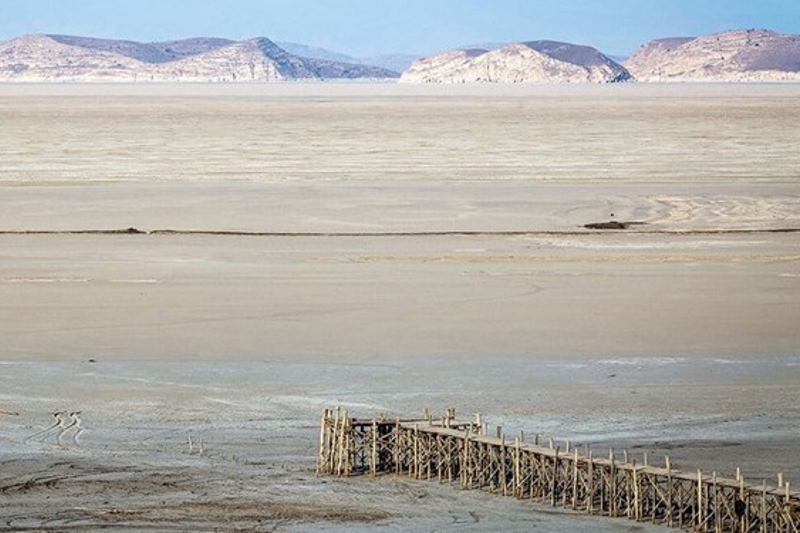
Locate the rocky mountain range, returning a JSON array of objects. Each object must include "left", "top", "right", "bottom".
[
  {"left": 625, "top": 29, "right": 800, "bottom": 81},
  {"left": 1, "top": 29, "right": 799, "bottom": 83},
  {"left": 0, "top": 34, "right": 398, "bottom": 81},
  {"left": 400, "top": 40, "right": 630, "bottom": 83}
]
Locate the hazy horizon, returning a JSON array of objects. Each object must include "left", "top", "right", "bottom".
[{"left": 1, "top": 0, "right": 799, "bottom": 58}]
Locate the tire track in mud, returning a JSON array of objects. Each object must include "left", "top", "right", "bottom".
[
  {"left": 24, "top": 411, "right": 66, "bottom": 443},
  {"left": 24, "top": 411, "right": 85, "bottom": 448}
]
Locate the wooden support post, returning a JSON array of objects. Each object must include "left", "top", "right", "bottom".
[
  {"left": 393, "top": 417, "right": 400, "bottom": 474},
  {"left": 739, "top": 474, "right": 747, "bottom": 533},
  {"left": 330, "top": 409, "right": 340, "bottom": 474},
  {"left": 612, "top": 449, "right": 619, "bottom": 517},
  {"left": 551, "top": 446, "right": 560, "bottom": 507},
  {"left": 461, "top": 427, "right": 470, "bottom": 489},
  {"left": 572, "top": 448, "right": 579, "bottom": 510},
  {"left": 317, "top": 409, "right": 327, "bottom": 475},
  {"left": 336, "top": 411, "right": 347, "bottom": 476},
  {"left": 501, "top": 435, "right": 508, "bottom": 496},
  {"left": 761, "top": 480, "right": 767, "bottom": 533},
  {"left": 514, "top": 438, "right": 521, "bottom": 498},
  {"left": 370, "top": 418, "right": 378, "bottom": 477},
  {"left": 631, "top": 460, "right": 639, "bottom": 520},
  {"left": 665, "top": 456, "right": 673, "bottom": 527},
  {"left": 587, "top": 450, "right": 594, "bottom": 515},
  {"left": 344, "top": 413, "right": 352, "bottom": 476},
  {"left": 529, "top": 451, "right": 536, "bottom": 501},
  {"left": 413, "top": 424, "right": 420, "bottom": 479},
  {"left": 697, "top": 469, "right": 704, "bottom": 532},
  {"left": 712, "top": 472, "right": 719, "bottom": 533}
]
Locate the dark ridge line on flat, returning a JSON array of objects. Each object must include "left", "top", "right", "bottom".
[{"left": 0, "top": 227, "right": 799, "bottom": 237}]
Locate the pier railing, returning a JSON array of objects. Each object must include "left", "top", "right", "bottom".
[{"left": 317, "top": 408, "right": 799, "bottom": 533}]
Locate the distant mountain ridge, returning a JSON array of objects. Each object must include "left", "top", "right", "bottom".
[
  {"left": 276, "top": 41, "right": 419, "bottom": 74},
  {"left": 625, "top": 29, "right": 800, "bottom": 81},
  {"left": 0, "top": 34, "right": 399, "bottom": 81},
  {"left": 401, "top": 40, "right": 630, "bottom": 83},
  {"left": 47, "top": 35, "right": 237, "bottom": 63}
]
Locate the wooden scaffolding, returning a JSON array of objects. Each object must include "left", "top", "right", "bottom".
[{"left": 318, "top": 408, "right": 799, "bottom": 533}]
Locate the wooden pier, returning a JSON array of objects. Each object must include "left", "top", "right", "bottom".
[{"left": 318, "top": 408, "right": 799, "bottom": 532}]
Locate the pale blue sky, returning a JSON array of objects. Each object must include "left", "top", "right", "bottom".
[{"left": 1, "top": 0, "right": 798, "bottom": 57}]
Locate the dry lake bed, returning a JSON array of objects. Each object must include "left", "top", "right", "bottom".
[{"left": 0, "top": 83, "right": 799, "bottom": 531}]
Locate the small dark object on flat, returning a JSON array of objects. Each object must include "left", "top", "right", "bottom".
[
  {"left": 100, "top": 227, "right": 145, "bottom": 234},
  {"left": 585, "top": 221, "right": 628, "bottom": 230},
  {"left": 88, "top": 358, "right": 97, "bottom": 363},
  {"left": 584, "top": 221, "right": 647, "bottom": 230}
]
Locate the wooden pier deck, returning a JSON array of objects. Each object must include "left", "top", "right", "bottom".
[{"left": 317, "top": 409, "right": 799, "bottom": 532}]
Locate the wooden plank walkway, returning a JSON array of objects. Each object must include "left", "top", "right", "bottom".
[{"left": 317, "top": 408, "right": 799, "bottom": 533}]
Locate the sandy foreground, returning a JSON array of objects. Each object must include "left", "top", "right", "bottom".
[{"left": 0, "top": 84, "right": 799, "bottom": 531}]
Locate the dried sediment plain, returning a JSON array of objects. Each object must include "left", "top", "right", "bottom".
[{"left": 0, "top": 83, "right": 799, "bottom": 531}]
